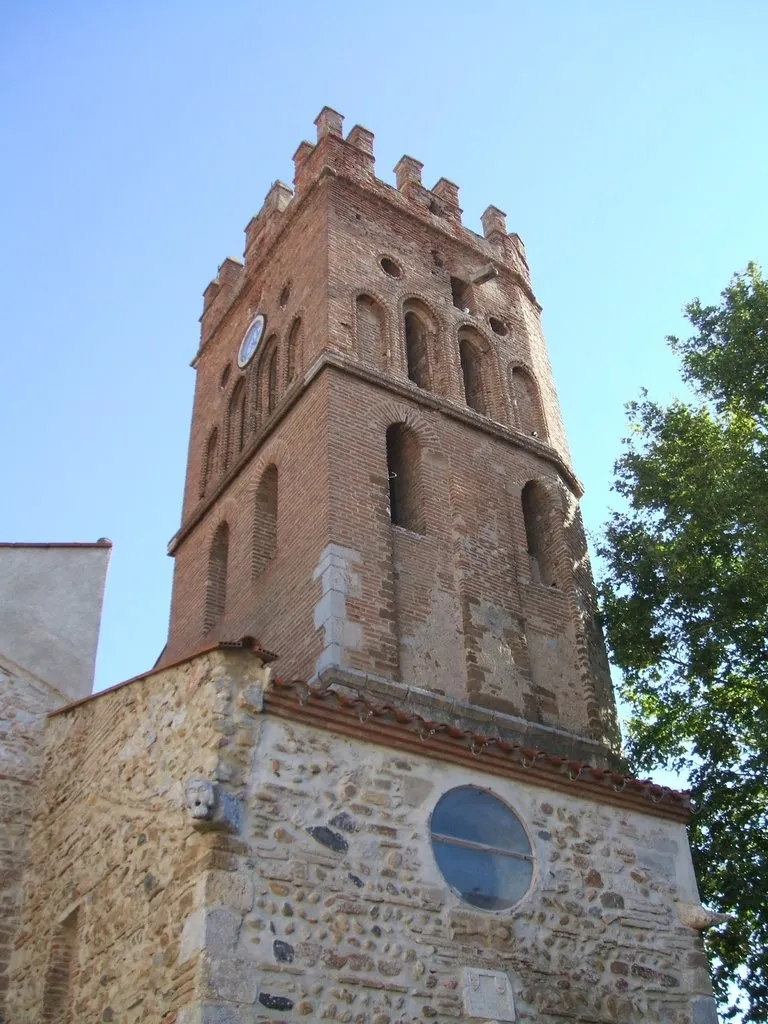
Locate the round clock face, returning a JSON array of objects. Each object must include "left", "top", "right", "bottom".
[{"left": 237, "top": 314, "right": 266, "bottom": 368}]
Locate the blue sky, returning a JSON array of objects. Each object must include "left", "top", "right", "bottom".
[{"left": 2, "top": 0, "right": 767, "bottom": 697}]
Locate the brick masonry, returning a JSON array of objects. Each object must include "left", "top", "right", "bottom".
[{"left": 161, "top": 107, "right": 619, "bottom": 762}]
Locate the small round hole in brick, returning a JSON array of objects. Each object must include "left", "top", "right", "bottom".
[
  {"left": 279, "top": 285, "right": 291, "bottom": 309},
  {"left": 489, "top": 317, "right": 508, "bottom": 337},
  {"left": 380, "top": 256, "right": 402, "bottom": 279},
  {"left": 220, "top": 364, "right": 231, "bottom": 390}
]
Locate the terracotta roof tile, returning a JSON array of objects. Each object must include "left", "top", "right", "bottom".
[{"left": 266, "top": 676, "right": 691, "bottom": 821}]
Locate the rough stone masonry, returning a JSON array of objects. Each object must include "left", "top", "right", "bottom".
[{"left": 5, "top": 647, "right": 718, "bottom": 1023}]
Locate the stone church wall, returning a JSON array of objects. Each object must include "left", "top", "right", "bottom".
[
  {"left": 213, "top": 715, "right": 716, "bottom": 1024},
  {"left": 6, "top": 650, "right": 716, "bottom": 1024},
  {"left": 4, "top": 648, "right": 271, "bottom": 1024},
  {"left": 0, "top": 658, "right": 64, "bottom": 1013}
]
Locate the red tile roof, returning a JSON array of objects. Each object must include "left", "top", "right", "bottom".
[
  {"left": 47, "top": 636, "right": 690, "bottom": 822},
  {"left": 266, "top": 675, "right": 692, "bottom": 823}
]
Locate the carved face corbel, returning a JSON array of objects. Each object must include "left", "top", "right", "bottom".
[
  {"left": 184, "top": 778, "right": 217, "bottom": 821},
  {"left": 183, "top": 777, "right": 241, "bottom": 834}
]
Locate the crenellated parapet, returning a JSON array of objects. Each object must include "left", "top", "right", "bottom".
[
  {"left": 244, "top": 180, "right": 294, "bottom": 262},
  {"left": 293, "top": 106, "right": 376, "bottom": 197},
  {"left": 198, "top": 105, "right": 533, "bottom": 350},
  {"left": 200, "top": 256, "right": 244, "bottom": 348}
]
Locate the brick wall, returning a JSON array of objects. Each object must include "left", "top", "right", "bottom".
[{"left": 163, "top": 108, "right": 618, "bottom": 757}]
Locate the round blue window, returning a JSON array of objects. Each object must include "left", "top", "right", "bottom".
[{"left": 430, "top": 787, "right": 533, "bottom": 910}]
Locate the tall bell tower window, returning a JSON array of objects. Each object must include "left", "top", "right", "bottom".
[
  {"left": 252, "top": 466, "right": 278, "bottom": 577},
  {"left": 200, "top": 427, "right": 219, "bottom": 497},
  {"left": 521, "top": 481, "right": 558, "bottom": 587},
  {"left": 204, "top": 522, "right": 229, "bottom": 630},
  {"left": 510, "top": 366, "right": 547, "bottom": 438},
  {"left": 356, "top": 294, "right": 386, "bottom": 368},
  {"left": 459, "top": 334, "right": 489, "bottom": 417},
  {"left": 267, "top": 346, "right": 279, "bottom": 414},
  {"left": 386, "top": 423, "right": 425, "bottom": 534},
  {"left": 286, "top": 317, "right": 302, "bottom": 383},
  {"left": 226, "top": 379, "right": 247, "bottom": 466},
  {"left": 404, "top": 311, "right": 431, "bottom": 390}
]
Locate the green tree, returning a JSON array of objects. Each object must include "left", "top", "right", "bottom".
[{"left": 598, "top": 264, "right": 768, "bottom": 1022}]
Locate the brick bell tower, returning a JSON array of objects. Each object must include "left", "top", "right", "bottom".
[
  {"left": 5, "top": 108, "right": 716, "bottom": 1024},
  {"left": 163, "top": 105, "right": 620, "bottom": 767}
]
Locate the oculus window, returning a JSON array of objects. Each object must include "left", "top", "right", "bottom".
[{"left": 430, "top": 787, "right": 533, "bottom": 910}]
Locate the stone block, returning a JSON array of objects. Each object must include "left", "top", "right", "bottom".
[
  {"left": 179, "top": 908, "right": 242, "bottom": 963},
  {"left": 692, "top": 996, "right": 719, "bottom": 1024},
  {"left": 197, "top": 870, "right": 254, "bottom": 913},
  {"left": 202, "top": 955, "right": 259, "bottom": 1003},
  {"left": 462, "top": 967, "right": 516, "bottom": 1021}
]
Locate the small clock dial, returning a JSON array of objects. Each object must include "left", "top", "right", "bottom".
[{"left": 237, "top": 314, "right": 266, "bottom": 368}]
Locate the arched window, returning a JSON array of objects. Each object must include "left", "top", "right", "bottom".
[
  {"left": 253, "top": 466, "right": 278, "bottom": 577},
  {"left": 404, "top": 310, "right": 431, "bottom": 390},
  {"left": 521, "top": 481, "right": 558, "bottom": 587},
  {"left": 200, "top": 426, "right": 219, "bottom": 497},
  {"left": 459, "top": 332, "right": 489, "bottom": 417},
  {"left": 41, "top": 907, "right": 79, "bottom": 1023},
  {"left": 226, "top": 379, "right": 247, "bottom": 467},
  {"left": 267, "top": 346, "right": 279, "bottom": 414},
  {"left": 248, "top": 356, "right": 261, "bottom": 430},
  {"left": 204, "top": 522, "right": 229, "bottom": 631},
  {"left": 256, "top": 336, "right": 278, "bottom": 421},
  {"left": 386, "top": 423, "right": 425, "bottom": 534},
  {"left": 356, "top": 294, "right": 385, "bottom": 368},
  {"left": 286, "top": 317, "right": 302, "bottom": 383},
  {"left": 510, "top": 366, "right": 547, "bottom": 439}
]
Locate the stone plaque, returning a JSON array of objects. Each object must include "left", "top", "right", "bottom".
[{"left": 462, "top": 968, "right": 516, "bottom": 1021}]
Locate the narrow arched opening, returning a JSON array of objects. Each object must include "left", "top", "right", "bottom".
[
  {"left": 200, "top": 426, "right": 219, "bottom": 497},
  {"left": 226, "top": 379, "right": 247, "bottom": 467},
  {"left": 459, "top": 334, "right": 489, "bottom": 417},
  {"left": 510, "top": 366, "right": 547, "bottom": 439},
  {"left": 253, "top": 465, "right": 278, "bottom": 577},
  {"left": 205, "top": 522, "right": 229, "bottom": 630},
  {"left": 356, "top": 294, "right": 385, "bottom": 368},
  {"left": 267, "top": 346, "right": 279, "bottom": 414},
  {"left": 521, "top": 481, "right": 558, "bottom": 587},
  {"left": 286, "top": 317, "right": 302, "bottom": 383},
  {"left": 404, "top": 311, "right": 431, "bottom": 390},
  {"left": 386, "top": 423, "right": 425, "bottom": 534}
]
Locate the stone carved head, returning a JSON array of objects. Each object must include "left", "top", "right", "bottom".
[{"left": 184, "top": 778, "right": 216, "bottom": 821}]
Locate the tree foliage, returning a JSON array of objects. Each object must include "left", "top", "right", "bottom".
[{"left": 598, "top": 264, "right": 768, "bottom": 1021}]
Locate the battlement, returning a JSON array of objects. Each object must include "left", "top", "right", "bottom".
[
  {"left": 200, "top": 106, "right": 532, "bottom": 349},
  {"left": 226, "top": 109, "right": 527, "bottom": 273}
]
